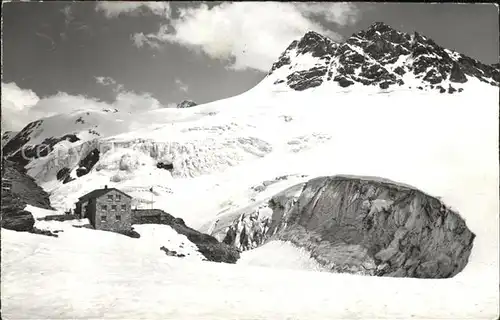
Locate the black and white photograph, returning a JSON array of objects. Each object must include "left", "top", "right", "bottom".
[{"left": 1, "top": 1, "right": 499, "bottom": 319}]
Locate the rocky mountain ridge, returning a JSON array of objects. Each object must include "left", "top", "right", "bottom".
[{"left": 267, "top": 22, "right": 500, "bottom": 92}]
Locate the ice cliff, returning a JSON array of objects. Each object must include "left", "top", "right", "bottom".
[{"left": 219, "top": 175, "right": 475, "bottom": 278}]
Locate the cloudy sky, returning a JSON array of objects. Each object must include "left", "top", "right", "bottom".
[{"left": 2, "top": 1, "right": 498, "bottom": 132}]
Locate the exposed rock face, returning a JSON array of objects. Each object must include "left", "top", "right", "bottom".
[
  {"left": 287, "top": 66, "right": 327, "bottom": 91},
  {"left": 116, "top": 229, "right": 141, "bottom": 238},
  {"left": 268, "top": 21, "right": 500, "bottom": 92},
  {"left": 76, "top": 148, "right": 100, "bottom": 177},
  {"left": 160, "top": 246, "right": 185, "bottom": 257},
  {"left": 177, "top": 100, "right": 197, "bottom": 108},
  {"left": 133, "top": 209, "right": 240, "bottom": 263},
  {"left": 2, "top": 159, "right": 53, "bottom": 209},
  {"left": 156, "top": 161, "right": 174, "bottom": 171},
  {"left": 1, "top": 131, "right": 18, "bottom": 149},
  {"left": 263, "top": 176, "right": 475, "bottom": 279},
  {"left": 56, "top": 167, "right": 74, "bottom": 184},
  {"left": 1, "top": 206, "right": 35, "bottom": 232},
  {"left": 270, "top": 32, "right": 335, "bottom": 91},
  {"left": 1, "top": 159, "right": 53, "bottom": 232},
  {"left": 31, "top": 227, "right": 60, "bottom": 237}
]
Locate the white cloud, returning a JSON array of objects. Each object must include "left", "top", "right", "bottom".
[
  {"left": 1, "top": 82, "right": 40, "bottom": 131},
  {"left": 175, "top": 78, "right": 189, "bottom": 93},
  {"left": 29, "top": 92, "right": 110, "bottom": 117},
  {"left": 95, "top": 76, "right": 125, "bottom": 93},
  {"left": 95, "top": 76, "right": 117, "bottom": 86},
  {"left": 113, "top": 91, "right": 162, "bottom": 111},
  {"left": 95, "top": 2, "right": 171, "bottom": 19},
  {"left": 1, "top": 82, "right": 165, "bottom": 131},
  {"left": 132, "top": 2, "right": 360, "bottom": 72},
  {"left": 295, "top": 3, "right": 360, "bottom": 27}
]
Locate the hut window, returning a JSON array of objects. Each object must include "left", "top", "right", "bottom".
[
  {"left": 107, "top": 195, "right": 113, "bottom": 201},
  {"left": 101, "top": 215, "right": 107, "bottom": 222},
  {"left": 121, "top": 204, "right": 127, "bottom": 210},
  {"left": 116, "top": 195, "right": 121, "bottom": 201},
  {"left": 111, "top": 205, "right": 117, "bottom": 211},
  {"left": 116, "top": 215, "right": 121, "bottom": 221},
  {"left": 101, "top": 205, "right": 107, "bottom": 210}
]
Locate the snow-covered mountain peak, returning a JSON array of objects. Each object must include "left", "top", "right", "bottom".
[
  {"left": 264, "top": 22, "right": 500, "bottom": 93},
  {"left": 295, "top": 31, "right": 338, "bottom": 56}
]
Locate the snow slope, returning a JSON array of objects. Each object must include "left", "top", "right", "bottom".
[
  {"left": 2, "top": 225, "right": 498, "bottom": 319},
  {"left": 24, "top": 205, "right": 206, "bottom": 260},
  {"left": 238, "top": 240, "right": 326, "bottom": 272}
]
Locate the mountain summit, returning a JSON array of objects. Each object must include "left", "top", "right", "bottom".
[{"left": 266, "top": 22, "right": 500, "bottom": 93}]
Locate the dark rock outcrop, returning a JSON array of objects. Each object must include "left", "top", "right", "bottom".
[
  {"left": 38, "top": 214, "right": 80, "bottom": 222},
  {"left": 31, "top": 227, "right": 60, "bottom": 237},
  {"left": 156, "top": 161, "right": 174, "bottom": 171},
  {"left": 116, "top": 228, "right": 141, "bottom": 238},
  {"left": 296, "top": 31, "right": 338, "bottom": 58},
  {"left": 160, "top": 246, "right": 185, "bottom": 258},
  {"left": 394, "top": 66, "right": 406, "bottom": 76},
  {"left": 287, "top": 66, "right": 327, "bottom": 91},
  {"left": 437, "top": 85, "right": 446, "bottom": 93},
  {"left": 2, "top": 159, "right": 53, "bottom": 210},
  {"left": 334, "top": 76, "right": 354, "bottom": 88},
  {"left": 1, "top": 131, "right": 18, "bottom": 149},
  {"left": 450, "top": 62, "right": 468, "bottom": 83},
  {"left": 1, "top": 207, "right": 35, "bottom": 231},
  {"left": 263, "top": 176, "right": 475, "bottom": 279},
  {"left": 1, "top": 159, "right": 53, "bottom": 232},
  {"left": 133, "top": 209, "right": 240, "bottom": 263},
  {"left": 76, "top": 148, "right": 100, "bottom": 177},
  {"left": 56, "top": 167, "right": 74, "bottom": 184},
  {"left": 56, "top": 167, "right": 71, "bottom": 181},
  {"left": 177, "top": 100, "right": 197, "bottom": 108}
]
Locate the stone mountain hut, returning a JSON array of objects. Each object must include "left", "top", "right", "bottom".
[{"left": 75, "top": 185, "right": 132, "bottom": 232}]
